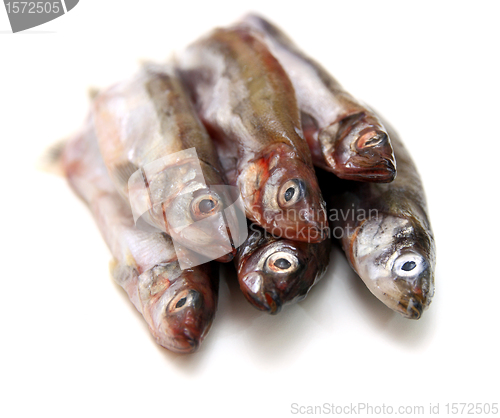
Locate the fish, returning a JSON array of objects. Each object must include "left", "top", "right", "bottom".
[
  {"left": 61, "top": 117, "right": 219, "bottom": 353},
  {"left": 235, "top": 224, "right": 331, "bottom": 314},
  {"left": 178, "top": 27, "right": 328, "bottom": 243},
  {"left": 93, "top": 63, "right": 237, "bottom": 263},
  {"left": 241, "top": 14, "right": 396, "bottom": 183},
  {"left": 317, "top": 120, "right": 435, "bottom": 319}
]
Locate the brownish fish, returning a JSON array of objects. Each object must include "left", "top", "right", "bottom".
[
  {"left": 317, "top": 119, "right": 435, "bottom": 319},
  {"left": 241, "top": 14, "right": 396, "bottom": 183},
  {"left": 62, "top": 117, "right": 219, "bottom": 352},
  {"left": 178, "top": 27, "right": 328, "bottom": 243},
  {"left": 236, "top": 224, "right": 331, "bottom": 314},
  {"left": 93, "top": 63, "right": 238, "bottom": 264}
]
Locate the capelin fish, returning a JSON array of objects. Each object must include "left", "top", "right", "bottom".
[
  {"left": 235, "top": 224, "right": 331, "bottom": 314},
  {"left": 317, "top": 121, "right": 435, "bottom": 319},
  {"left": 178, "top": 27, "right": 328, "bottom": 243},
  {"left": 62, "top": 118, "right": 219, "bottom": 353},
  {"left": 241, "top": 14, "right": 396, "bottom": 183},
  {"left": 93, "top": 63, "right": 236, "bottom": 263}
]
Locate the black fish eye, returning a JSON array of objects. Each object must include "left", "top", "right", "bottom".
[
  {"left": 199, "top": 198, "right": 215, "bottom": 213},
  {"left": 279, "top": 179, "right": 303, "bottom": 207},
  {"left": 401, "top": 261, "right": 416, "bottom": 271},
  {"left": 175, "top": 297, "right": 187, "bottom": 309},
  {"left": 266, "top": 251, "right": 299, "bottom": 273},
  {"left": 274, "top": 258, "right": 292, "bottom": 269},
  {"left": 284, "top": 187, "right": 295, "bottom": 202}
]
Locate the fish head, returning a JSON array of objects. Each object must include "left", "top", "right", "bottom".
[
  {"left": 242, "top": 144, "right": 328, "bottom": 243},
  {"left": 321, "top": 113, "right": 396, "bottom": 182},
  {"left": 141, "top": 263, "right": 218, "bottom": 353},
  {"left": 236, "top": 226, "right": 331, "bottom": 313},
  {"left": 134, "top": 155, "right": 237, "bottom": 263},
  {"left": 351, "top": 214, "right": 435, "bottom": 319},
  {"left": 163, "top": 183, "right": 237, "bottom": 263}
]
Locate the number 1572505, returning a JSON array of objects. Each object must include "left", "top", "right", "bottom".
[{"left": 5, "top": 2, "right": 60, "bottom": 14}]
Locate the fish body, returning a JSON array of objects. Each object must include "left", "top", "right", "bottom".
[
  {"left": 178, "top": 27, "right": 328, "bottom": 243},
  {"left": 241, "top": 14, "right": 396, "bottom": 183},
  {"left": 317, "top": 121, "right": 435, "bottom": 319},
  {"left": 62, "top": 119, "right": 219, "bottom": 353},
  {"left": 236, "top": 224, "right": 331, "bottom": 314},
  {"left": 93, "top": 63, "right": 236, "bottom": 263}
]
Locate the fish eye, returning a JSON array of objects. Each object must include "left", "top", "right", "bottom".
[
  {"left": 167, "top": 289, "right": 201, "bottom": 313},
  {"left": 190, "top": 190, "right": 221, "bottom": 221},
  {"left": 356, "top": 130, "right": 387, "bottom": 149},
  {"left": 275, "top": 258, "right": 291, "bottom": 269},
  {"left": 278, "top": 179, "right": 304, "bottom": 207},
  {"left": 265, "top": 251, "right": 299, "bottom": 274},
  {"left": 175, "top": 296, "right": 187, "bottom": 309},
  {"left": 393, "top": 253, "right": 426, "bottom": 277},
  {"left": 401, "top": 261, "right": 416, "bottom": 271}
]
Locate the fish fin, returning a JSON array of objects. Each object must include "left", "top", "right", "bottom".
[{"left": 37, "top": 139, "right": 68, "bottom": 177}]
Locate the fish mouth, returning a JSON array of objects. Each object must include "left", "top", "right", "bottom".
[
  {"left": 246, "top": 291, "right": 282, "bottom": 314},
  {"left": 337, "top": 157, "right": 396, "bottom": 183},
  {"left": 240, "top": 272, "right": 283, "bottom": 314},
  {"left": 168, "top": 330, "right": 202, "bottom": 353},
  {"left": 263, "top": 291, "right": 282, "bottom": 314},
  {"left": 398, "top": 296, "right": 425, "bottom": 320}
]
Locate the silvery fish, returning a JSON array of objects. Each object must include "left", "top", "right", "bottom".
[
  {"left": 242, "top": 14, "right": 396, "bottom": 183},
  {"left": 178, "top": 27, "right": 328, "bottom": 243},
  {"left": 93, "top": 63, "right": 236, "bottom": 263},
  {"left": 317, "top": 121, "right": 435, "bottom": 319},
  {"left": 62, "top": 118, "right": 219, "bottom": 353},
  {"left": 236, "top": 224, "right": 331, "bottom": 314}
]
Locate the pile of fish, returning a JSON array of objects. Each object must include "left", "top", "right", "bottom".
[{"left": 59, "top": 15, "right": 436, "bottom": 353}]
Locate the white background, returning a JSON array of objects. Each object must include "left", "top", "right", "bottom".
[{"left": 1, "top": 1, "right": 499, "bottom": 417}]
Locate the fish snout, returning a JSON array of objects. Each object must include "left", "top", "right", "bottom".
[
  {"left": 240, "top": 272, "right": 283, "bottom": 314},
  {"left": 399, "top": 295, "right": 425, "bottom": 320},
  {"left": 370, "top": 157, "right": 396, "bottom": 183},
  {"left": 170, "top": 329, "right": 201, "bottom": 353},
  {"left": 264, "top": 291, "right": 282, "bottom": 314},
  {"left": 342, "top": 152, "right": 396, "bottom": 183}
]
